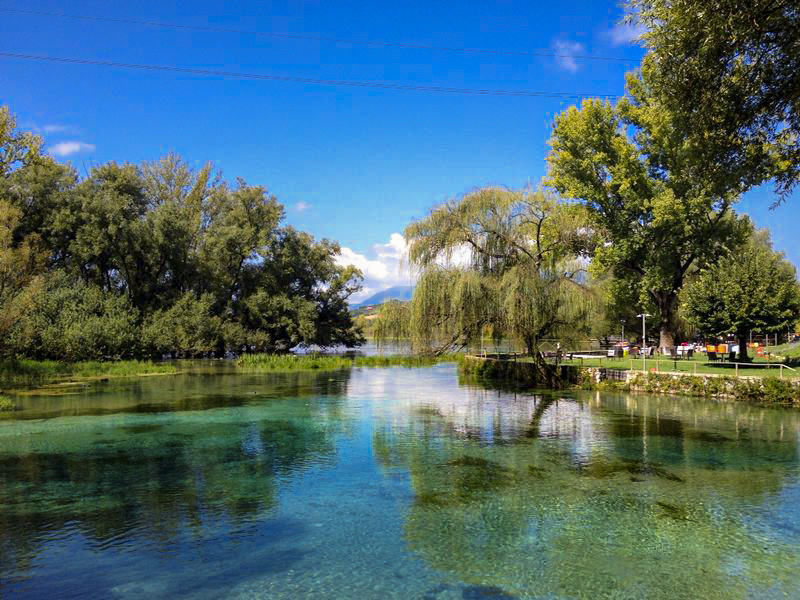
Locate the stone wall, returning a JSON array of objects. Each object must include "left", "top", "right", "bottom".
[
  {"left": 585, "top": 368, "right": 800, "bottom": 404},
  {"left": 460, "top": 356, "right": 800, "bottom": 404}
]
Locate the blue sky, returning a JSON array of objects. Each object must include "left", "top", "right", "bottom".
[{"left": 1, "top": 0, "right": 797, "bottom": 300}]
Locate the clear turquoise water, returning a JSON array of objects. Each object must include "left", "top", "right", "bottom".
[{"left": 1, "top": 363, "right": 799, "bottom": 599}]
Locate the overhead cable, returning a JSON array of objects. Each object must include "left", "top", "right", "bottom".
[
  {"left": 0, "top": 51, "right": 621, "bottom": 98},
  {"left": 0, "top": 8, "right": 635, "bottom": 63}
]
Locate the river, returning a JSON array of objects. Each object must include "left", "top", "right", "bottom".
[{"left": 1, "top": 362, "right": 798, "bottom": 598}]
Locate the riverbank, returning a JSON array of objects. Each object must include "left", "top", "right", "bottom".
[
  {"left": 460, "top": 355, "right": 800, "bottom": 405},
  {"left": 0, "top": 359, "right": 178, "bottom": 387},
  {"left": 587, "top": 370, "right": 800, "bottom": 405}
]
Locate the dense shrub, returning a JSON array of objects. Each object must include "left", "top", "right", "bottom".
[
  {"left": 142, "top": 292, "right": 222, "bottom": 357},
  {"left": 0, "top": 394, "right": 14, "bottom": 412},
  {"left": 9, "top": 274, "right": 141, "bottom": 361}
]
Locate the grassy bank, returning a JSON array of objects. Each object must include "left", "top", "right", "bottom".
[
  {"left": 0, "top": 359, "right": 178, "bottom": 387},
  {"left": 237, "top": 353, "right": 462, "bottom": 371},
  {"left": 460, "top": 355, "right": 800, "bottom": 405},
  {"left": 770, "top": 342, "right": 800, "bottom": 361},
  {"left": 544, "top": 353, "right": 800, "bottom": 378}
]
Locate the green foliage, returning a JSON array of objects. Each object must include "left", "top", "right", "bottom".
[
  {"left": 11, "top": 273, "right": 141, "bottom": 361},
  {"left": 547, "top": 94, "right": 748, "bottom": 349},
  {"left": 237, "top": 353, "right": 460, "bottom": 371},
  {"left": 371, "top": 300, "right": 411, "bottom": 342},
  {"left": 143, "top": 292, "right": 222, "bottom": 357},
  {"left": 458, "top": 356, "right": 577, "bottom": 388},
  {"left": 629, "top": 0, "right": 800, "bottom": 200},
  {"left": 376, "top": 187, "right": 594, "bottom": 361},
  {"left": 0, "top": 199, "right": 46, "bottom": 356},
  {"left": 683, "top": 227, "right": 800, "bottom": 360},
  {"left": 0, "top": 395, "right": 13, "bottom": 412},
  {"left": 0, "top": 105, "right": 364, "bottom": 360},
  {"left": 621, "top": 372, "right": 800, "bottom": 405}
]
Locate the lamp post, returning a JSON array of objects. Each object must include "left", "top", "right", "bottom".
[
  {"left": 637, "top": 313, "right": 651, "bottom": 372},
  {"left": 621, "top": 319, "right": 626, "bottom": 341}
]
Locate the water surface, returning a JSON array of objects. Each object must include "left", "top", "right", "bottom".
[{"left": 1, "top": 363, "right": 799, "bottom": 599}]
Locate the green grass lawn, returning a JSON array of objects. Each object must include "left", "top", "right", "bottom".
[
  {"left": 769, "top": 341, "right": 800, "bottom": 360},
  {"left": 547, "top": 353, "right": 800, "bottom": 378}
]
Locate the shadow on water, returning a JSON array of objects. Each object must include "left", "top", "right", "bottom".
[
  {"left": 423, "top": 583, "right": 517, "bottom": 599},
  {"left": 1, "top": 366, "right": 352, "bottom": 420}
]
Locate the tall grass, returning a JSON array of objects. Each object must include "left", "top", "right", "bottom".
[
  {"left": 236, "top": 353, "right": 463, "bottom": 371},
  {"left": 0, "top": 359, "right": 177, "bottom": 386}
]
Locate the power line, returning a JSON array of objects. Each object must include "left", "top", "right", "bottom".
[
  {"left": 0, "top": 7, "right": 635, "bottom": 63},
  {"left": 0, "top": 51, "right": 621, "bottom": 98}
]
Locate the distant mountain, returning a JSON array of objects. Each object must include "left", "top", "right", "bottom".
[{"left": 351, "top": 285, "right": 413, "bottom": 308}]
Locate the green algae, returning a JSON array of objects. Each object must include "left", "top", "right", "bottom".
[
  {"left": 655, "top": 501, "right": 694, "bottom": 522},
  {"left": 572, "top": 459, "right": 685, "bottom": 483},
  {"left": 527, "top": 465, "right": 549, "bottom": 480}
]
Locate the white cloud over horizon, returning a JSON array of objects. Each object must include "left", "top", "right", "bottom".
[
  {"left": 336, "top": 233, "right": 476, "bottom": 303},
  {"left": 50, "top": 141, "right": 96, "bottom": 157},
  {"left": 336, "top": 233, "right": 412, "bottom": 303},
  {"left": 553, "top": 39, "right": 585, "bottom": 72},
  {"left": 294, "top": 201, "right": 311, "bottom": 212}
]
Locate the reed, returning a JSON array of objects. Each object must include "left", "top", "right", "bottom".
[
  {"left": 0, "top": 359, "right": 177, "bottom": 386},
  {"left": 236, "top": 353, "right": 463, "bottom": 371}
]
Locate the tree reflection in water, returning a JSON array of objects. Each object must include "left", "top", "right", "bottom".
[
  {"left": 0, "top": 369, "right": 352, "bottom": 585},
  {"left": 375, "top": 385, "right": 800, "bottom": 599}
]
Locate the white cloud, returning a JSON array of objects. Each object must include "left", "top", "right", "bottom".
[
  {"left": 608, "top": 22, "right": 646, "bottom": 46},
  {"left": 43, "top": 124, "right": 78, "bottom": 134},
  {"left": 26, "top": 123, "right": 80, "bottom": 135},
  {"left": 336, "top": 233, "right": 411, "bottom": 303},
  {"left": 50, "top": 141, "right": 96, "bottom": 157},
  {"left": 294, "top": 201, "right": 311, "bottom": 212},
  {"left": 553, "top": 39, "right": 585, "bottom": 72},
  {"left": 336, "top": 233, "right": 476, "bottom": 303}
]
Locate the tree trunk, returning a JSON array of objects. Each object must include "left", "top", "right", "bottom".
[
  {"left": 532, "top": 350, "right": 560, "bottom": 388},
  {"left": 656, "top": 293, "right": 678, "bottom": 351},
  {"left": 659, "top": 324, "right": 675, "bottom": 352},
  {"left": 738, "top": 334, "right": 750, "bottom": 362}
]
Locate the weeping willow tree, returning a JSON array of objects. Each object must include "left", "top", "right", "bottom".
[{"left": 375, "top": 187, "right": 595, "bottom": 377}]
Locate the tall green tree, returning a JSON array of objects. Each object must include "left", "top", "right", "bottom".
[
  {"left": 683, "top": 227, "right": 800, "bottom": 361},
  {"left": 0, "top": 200, "right": 45, "bottom": 356},
  {"left": 376, "top": 187, "right": 593, "bottom": 375},
  {"left": 0, "top": 105, "right": 365, "bottom": 360},
  {"left": 548, "top": 96, "right": 748, "bottom": 349},
  {"left": 628, "top": 0, "right": 800, "bottom": 201},
  {"left": 238, "top": 228, "right": 365, "bottom": 352}
]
